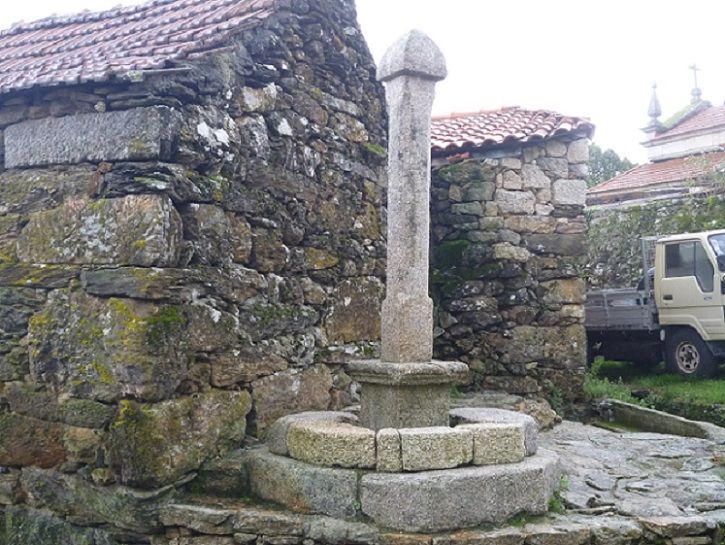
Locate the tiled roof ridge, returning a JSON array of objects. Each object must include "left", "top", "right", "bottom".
[
  {"left": 431, "top": 106, "right": 521, "bottom": 121},
  {"left": 657, "top": 100, "right": 711, "bottom": 133},
  {"left": 0, "top": 0, "right": 281, "bottom": 95},
  {"left": 650, "top": 102, "right": 725, "bottom": 143},
  {"left": 430, "top": 105, "right": 594, "bottom": 155},
  {"left": 588, "top": 149, "right": 725, "bottom": 195},
  {"left": 0, "top": 0, "right": 178, "bottom": 37}
]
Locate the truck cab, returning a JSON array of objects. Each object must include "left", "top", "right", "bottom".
[
  {"left": 655, "top": 230, "right": 725, "bottom": 376},
  {"left": 586, "top": 229, "right": 725, "bottom": 377}
]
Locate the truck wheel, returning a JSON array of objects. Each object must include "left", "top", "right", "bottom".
[{"left": 665, "top": 329, "right": 716, "bottom": 378}]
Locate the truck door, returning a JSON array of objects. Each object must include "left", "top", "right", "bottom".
[{"left": 657, "top": 240, "right": 724, "bottom": 338}]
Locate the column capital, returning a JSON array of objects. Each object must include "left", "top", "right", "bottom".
[{"left": 377, "top": 29, "right": 447, "bottom": 83}]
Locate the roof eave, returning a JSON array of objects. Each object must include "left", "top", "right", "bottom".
[{"left": 431, "top": 126, "right": 593, "bottom": 158}]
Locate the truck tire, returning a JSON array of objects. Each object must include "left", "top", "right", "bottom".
[{"left": 665, "top": 329, "right": 717, "bottom": 378}]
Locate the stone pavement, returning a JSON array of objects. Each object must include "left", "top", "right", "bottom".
[
  {"left": 542, "top": 420, "right": 725, "bottom": 518},
  {"left": 142, "top": 419, "right": 724, "bottom": 543}
]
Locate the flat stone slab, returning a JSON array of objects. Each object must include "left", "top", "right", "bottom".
[
  {"left": 4, "top": 106, "right": 182, "bottom": 168},
  {"left": 450, "top": 407, "right": 538, "bottom": 456},
  {"left": 348, "top": 360, "right": 468, "bottom": 385},
  {"left": 265, "top": 411, "right": 358, "bottom": 456},
  {"left": 360, "top": 449, "right": 561, "bottom": 532},
  {"left": 237, "top": 418, "right": 724, "bottom": 541},
  {"left": 242, "top": 448, "right": 359, "bottom": 519},
  {"left": 135, "top": 497, "right": 725, "bottom": 545},
  {"left": 603, "top": 399, "right": 725, "bottom": 442},
  {"left": 399, "top": 426, "right": 472, "bottom": 471},
  {"left": 459, "top": 422, "right": 525, "bottom": 465},
  {"left": 287, "top": 420, "right": 375, "bottom": 469}
]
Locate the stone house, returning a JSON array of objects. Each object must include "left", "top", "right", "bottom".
[
  {"left": 0, "top": 0, "right": 388, "bottom": 533},
  {"left": 429, "top": 106, "right": 594, "bottom": 403}
]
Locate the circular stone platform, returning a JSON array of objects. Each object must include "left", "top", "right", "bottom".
[{"left": 249, "top": 407, "right": 561, "bottom": 532}]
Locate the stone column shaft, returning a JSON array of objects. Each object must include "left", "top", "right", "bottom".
[{"left": 378, "top": 31, "right": 446, "bottom": 364}]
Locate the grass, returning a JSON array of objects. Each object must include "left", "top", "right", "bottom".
[{"left": 585, "top": 358, "right": 725, "bottom": 426}]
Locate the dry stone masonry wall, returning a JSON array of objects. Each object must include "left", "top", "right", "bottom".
[
  {"left": 0, "top": 0, "right": 387, "bottom": 541},
  {"left": 431, "top": 139, "right": 589, "bottom": 404}
]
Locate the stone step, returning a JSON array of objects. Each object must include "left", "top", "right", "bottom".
[{"left": 242, "top": 446, "right": 562, "bottom": 533}]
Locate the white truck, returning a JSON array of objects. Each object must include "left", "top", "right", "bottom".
[{"left": 586, "top": 230, "right": 725, "bottom": 377}]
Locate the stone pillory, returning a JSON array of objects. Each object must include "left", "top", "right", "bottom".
[
  {"left": 246, "top": 30, "right": 562, "bottom": 534},
  {"left": 349, "top": 30, "right": 468, "bottom": 432}
]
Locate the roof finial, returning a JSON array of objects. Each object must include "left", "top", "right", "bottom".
[
  {"left": 648, "top": 83, "right": 661, "bottom": 122},
  {"left": 689, "top": 64, "right": 702, "bottom": 103}
]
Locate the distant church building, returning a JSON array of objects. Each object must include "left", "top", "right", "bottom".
[{"left": 588, "top": 74, "right": 725, "bottom": 207}]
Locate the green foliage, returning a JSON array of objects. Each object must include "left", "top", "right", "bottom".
[
  {"left": 584, "top": 367, "right": 640, "bottom": 405},
  {"left": 587, "top": 144, "right": 635, "bottom": 187},
  {"left": 437, "top": 160, "right": 492, "bottom": 184},
  {"left": 547, "top": 480, "right": 567, "bottom": 514},
  {"left": 544, "top": 384, "right": 565, "bottom": 415},
  {"left": 145, "top": 306, "right": 186, "bottom": 349},
  {"left": 586, "top": 194, "right": 725, "bottom": 288},
  {"left": 507, "top": 513, "right": 532, "bottom": 527},
  {"left": 362, "top": 142, "right": 386, "bottom": 158}
]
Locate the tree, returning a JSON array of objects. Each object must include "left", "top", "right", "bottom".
[{"left": 587, "top": 144, "right": 635, "bottom": 187}]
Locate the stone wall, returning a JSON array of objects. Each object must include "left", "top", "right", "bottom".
[
  {"left": 430, "top": 138, "right": 589, "bottom": 404},
  {"left": 0, "top": 0, "right": 387, "bottom": 538},
  {"left": 587, "top": 193, "right": 725, "bottom": 288}
]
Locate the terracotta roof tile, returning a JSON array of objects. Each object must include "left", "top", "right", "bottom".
[
  {"left": 588, "top": 151, "right": 725, "bottom": 195},
  {"left": 651, "top": 103, "right": 725, "bottom": 142},
  {"left": 430, "top": 106, "right": 594, "bottom": 155},
  {"left": 0, "top": 0, "right": 278, "bottom": 95}
]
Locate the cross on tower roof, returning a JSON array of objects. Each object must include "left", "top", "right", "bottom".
[{"left": 690, "top": 64, "right": 702, "bottom": 103}]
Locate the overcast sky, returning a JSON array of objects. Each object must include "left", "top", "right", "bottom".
[{"left": 3, "top": 0, "right": 725, "bottom": 163}]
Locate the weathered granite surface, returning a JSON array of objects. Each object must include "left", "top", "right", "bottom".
[
  {"left": 451, "top": 406, "right": 538, "bottom": 456},
  {"left": 398, "top": 426, "right": 473, "bottom": 471},
  {"left": 265, "top": 411, "right": 358, "bottom": 456},
  {"left": 459, "top": 422, "right": 526, "bottom": 465},
  {"left": 360, "top": 449, "right": 561, "bottom": 532},
  {"left": 243, "top": 448, "right": 360, "bottom": 520},
  {"left": 378, "top": 30, "right": 445, "bottom": 364},
  {"left": 4, "top": 106, "right": 182, "bottom": 168},
  {"left": 286, "top": 420, "right": 376, "bottom": 469}
]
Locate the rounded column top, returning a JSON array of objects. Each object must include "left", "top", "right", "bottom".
[{"left": 377, "top": 29, "right": 447, "bottom": 83}]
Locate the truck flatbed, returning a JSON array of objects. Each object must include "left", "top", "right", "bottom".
[{"left": 585, "top": 288, "right": 659, "bottom": 332}]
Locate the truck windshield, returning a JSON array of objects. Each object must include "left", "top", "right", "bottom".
[{"left": 708, "top": 234, "right": 725, "bottom": 271}]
